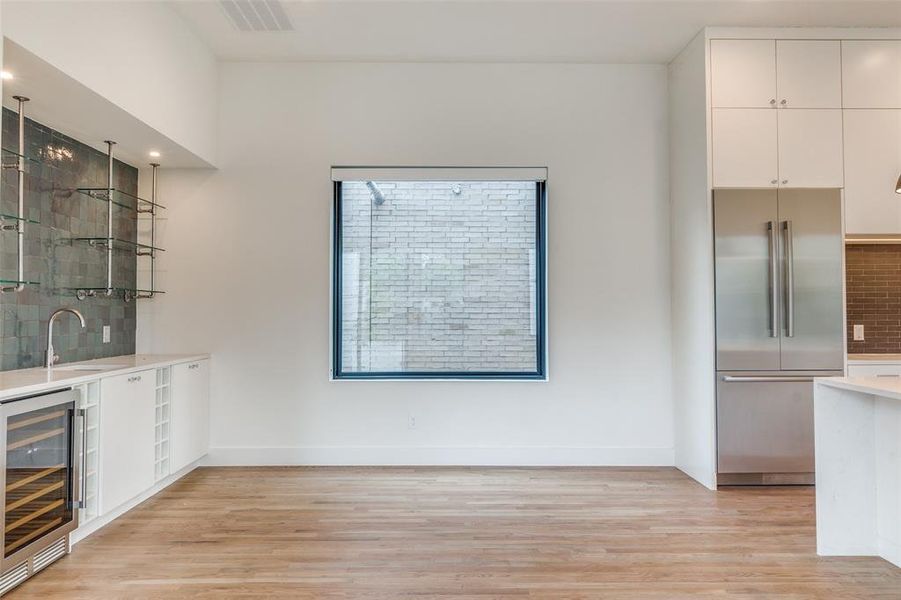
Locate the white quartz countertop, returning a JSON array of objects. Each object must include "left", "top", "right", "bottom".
[
  {"left": 0, "top": 354, "right": 209, "bottom": 402},
  {"left": 815, "top": 376, "right": 901, "bottom": 401},
  {"left": 847, "top": 353, "right": 901, "bottom": 364}
]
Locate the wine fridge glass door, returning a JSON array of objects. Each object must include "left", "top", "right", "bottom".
[{"left": 2, "top": 392, "right": 77, "bottom": 563}]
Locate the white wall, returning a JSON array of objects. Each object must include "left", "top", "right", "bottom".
[
  {"left": 668, "top": 33, "right": 717, "bottom": 489},
  {"left": 1, "top": 0, "right": 217, "bottom": 166},
  {"left": 138, "top": 62, "right": 673, "bottom": 465}
]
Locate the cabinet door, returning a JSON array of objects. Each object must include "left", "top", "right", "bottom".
[
  {"left": 711, "top": 40, "right": 776, "bottom": 108},
  {"left": 843, "top": 110, "right": 901, "bottom": 234},
  {"left": 776, "top": 41, "right": 842, "bottom": 108},
  {"left": 777, "top": 110, "right": 844, "bottom": 188},
  {"left": 171, "top": 360, "right": 210, "bottom": 472},
  {"left": 842, "top": 41, "right": 901, "bottom": 108},
  {"left": 712, "top": 109, "right": 778, "bottom": 188},
  {"left": 100, "top": 371, "right": 155, "bottom": 514}
]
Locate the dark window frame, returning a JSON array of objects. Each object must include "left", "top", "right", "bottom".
[{"left": 331, "top": 179, "right": 547, "bottom": 380}]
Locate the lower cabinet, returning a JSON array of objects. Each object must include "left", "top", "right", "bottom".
[
  {"left": 75, "top": 358, "right": 209, "bottom": 538},
  {"left": 846, "top": 363, "right": 901, "bottom": 378},
  {"left": 171, "top": 360, "right": 211, "bottom": 472},
  {"left": 99, "top": 370, "right": 156, "bottom": 514}
]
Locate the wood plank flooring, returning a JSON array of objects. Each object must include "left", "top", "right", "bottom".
[{"left": 7, "top": 467, "right": 901, "bottom": 599}]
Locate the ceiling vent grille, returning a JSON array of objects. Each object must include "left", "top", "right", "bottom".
[{"left": 220, "top": 0, "right": 293, "bottom": 32}]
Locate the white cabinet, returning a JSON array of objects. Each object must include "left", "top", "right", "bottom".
[
  {"left": 843, "top": 110, "right": 901, "bottom": 234},
  {"left": 777, "top": 109, "right": 844, "bottom": 187},
  {"left": 100, "top": 370, "right": 155, "bottom": 514},
  {"left": 711, "top": 40, "right": 776, "bottom": 108},
  {"left": 842, "top": 41, "right": 901, "bottom": 108},
  {"left": 712, "top": 109, "right": 778, "bottom": 187},
  {"left": 171, "top": 360, "right": 210, "bottom": 472},
  {"left": 712, "top": 108, "right": 842, "bottom": 188},
  {"left": 711, "top": 39, "right": 845, "bottom": 188},
  {"left": 712, "top": 39, "right": 841, "bottom": 109},
  {"left": 75, "top": 381, "right": 100, "bottom": 526},
  {"left": 847, "top": 363, "right": 901, "bottom": 378},
  {"left": 776, "top": 41, "right": 842, "bottom": 108}
]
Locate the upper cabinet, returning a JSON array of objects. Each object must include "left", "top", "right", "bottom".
[
  {"left": 843, "top": 110, "right": 901, "bottom": 234},
  {"left": 712, "top": 108, "right": 843, "bottom": 188},
  {"left": 711, "top": 40, "right": 777, "bottom": 108},
  {"left": 712, "top": 109, "right": 778, "bottom": 187},
  {"left": 842, "top": 41, "right": 901, "bottom": 108},
  {"left": 712, "top": 39, "right": 842, "bottom": 109},
  {"left": 776, "top": 41, "right": 842, "bottom": 108},
  {"left": 711, "top": 38, "right": 844, "bottom": 188},
  {"left": 776, "top": 109, "right": 844, "bottom": 188}
]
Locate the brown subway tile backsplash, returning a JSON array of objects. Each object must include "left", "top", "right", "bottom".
[{"left": 846, "top": 244, "right": 901, "bottom": 354}]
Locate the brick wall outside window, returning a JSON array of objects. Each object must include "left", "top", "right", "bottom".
[{"left": 339, "top": 181, "right": 538, "bottom": 373}]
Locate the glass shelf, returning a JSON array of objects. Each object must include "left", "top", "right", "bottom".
[
  {"left": 1, "top": 147, "right": 43, "bottom": 170},
  {"left": 75, "top": 188, "right": 165, "bottom": 213},
  {"left": 72, "top": 237, "right": 164, "bottom": 254},
  {"left": 0, "top": 213, "right": 39, "bottom": 225},
  {"left": 0, "top": 279, "right": 39, "bottom": 286}
]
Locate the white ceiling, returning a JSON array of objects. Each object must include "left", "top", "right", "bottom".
[{"left": 171, "top": 0, "right": 901, "bottom": 64}]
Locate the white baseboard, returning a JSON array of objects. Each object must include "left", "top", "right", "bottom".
[{"left": 205, "top": 446, "right": 675, "bottom": 467}]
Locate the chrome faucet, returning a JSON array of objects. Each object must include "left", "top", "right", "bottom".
[{"left": 46, "top": 308, "right": 86, "bottom": 368}]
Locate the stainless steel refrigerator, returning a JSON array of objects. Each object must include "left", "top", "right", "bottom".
[{"left": 713, "top": 188, "right": 844, "bottom": 486}]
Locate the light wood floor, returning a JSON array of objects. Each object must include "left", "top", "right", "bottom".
[{"left": 7, "top": 467, "right": 900, "bottom": 599}]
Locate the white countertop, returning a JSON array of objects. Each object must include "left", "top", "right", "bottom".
[
  {"left": 0, "top": 354, "right": 209, "bottom": 402},
  {"left": 815, "top": 376, "right": 901, "bottom": 401},
  {"left": 847, "top": 354, "right": 901, "bottom": 364}
]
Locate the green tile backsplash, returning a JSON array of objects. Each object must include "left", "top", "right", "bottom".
[{"left": 0, "top": 108, "right": 138, "bottom": 370}]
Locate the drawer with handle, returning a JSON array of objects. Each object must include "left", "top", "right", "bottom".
[{"left": 847, "top": 364, "right": 901, "bottom": 378}]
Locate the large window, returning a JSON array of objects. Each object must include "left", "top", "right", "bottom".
[{"left": 332, "top": 168, "right": 547, "bottom": 380}]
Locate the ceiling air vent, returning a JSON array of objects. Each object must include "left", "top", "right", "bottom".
[{"left": 220, "top": 0, "right": 293, "bottom": 32}]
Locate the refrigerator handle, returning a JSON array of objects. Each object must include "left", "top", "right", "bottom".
[
  {"left": 783, "top": 220, "right": 795, "bottom": 338},
  {"left": 767, "top": 221, "right": 778, "bottom": 338}
]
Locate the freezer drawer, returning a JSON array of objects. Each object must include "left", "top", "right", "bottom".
[{"left": 715, "top": 372, "right": 838, "bottom": 482}]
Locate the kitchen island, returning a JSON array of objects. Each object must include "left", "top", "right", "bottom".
[{"left": 814, "top": 377, "right": 901, "bottom": 568}]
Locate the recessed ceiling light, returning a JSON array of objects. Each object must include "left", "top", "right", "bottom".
[
  {"left": 1, "top": 71, "right": 14, "bottom": 80},
  {"left": 149, "top": 150, "right": 161, "bottom": 158}
]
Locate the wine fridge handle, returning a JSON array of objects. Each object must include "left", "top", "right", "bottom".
[{"left": 74, "top": 408, "right": 86, "bottom": 510}]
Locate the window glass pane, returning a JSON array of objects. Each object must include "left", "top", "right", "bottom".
[{"left": 338, "top": 180, "right": 541, "bottom": 376}]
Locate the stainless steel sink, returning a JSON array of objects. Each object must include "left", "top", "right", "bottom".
[{"left": 53, "top": 364, "right": 126, "bottom": 372}]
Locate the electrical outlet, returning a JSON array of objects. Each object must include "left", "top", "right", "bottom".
[
  {"left": 408, "top": 414, "right": 417, "bottom": 429},
  {"left": 102, "top": 325, "right": 111, "bottom": 344},
  {"left": 853, "top": 324, "right": 865, "bottom": 342}
]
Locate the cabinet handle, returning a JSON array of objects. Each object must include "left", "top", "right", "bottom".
[
  {"left": 769, "top": 98, "right": 776, "bottom": 106},
  {"left": 188, "top": 363, "right": 199, "bottom": 370},
  {"left": 127, "top": 375, "right": 142, "bottom": 383},
  {"left": 780, "top": 99, "right": 787, "bottom": 106},
  {"left": 771, "top": 179, "right": 778, "bottom": 185},
  {"left": 781, "top": 180, "right": 788, "bottom": 185}
]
